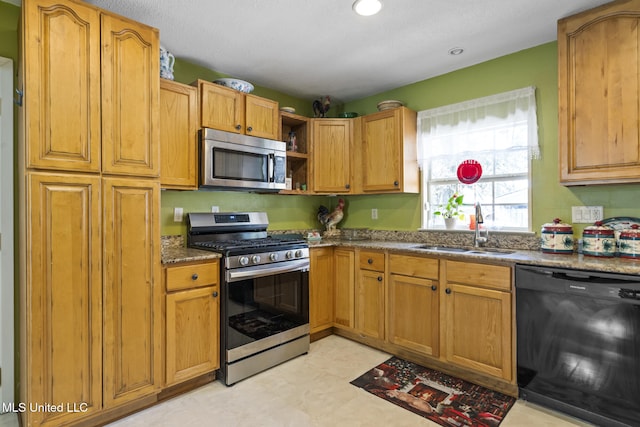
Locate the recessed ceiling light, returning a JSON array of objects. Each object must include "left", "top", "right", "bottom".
[
  {"left": 448, "top": 47, "right": 464, "bottom": 56},
  {"left": 353, "top": 0, "right": 383, "bottom": 16}
]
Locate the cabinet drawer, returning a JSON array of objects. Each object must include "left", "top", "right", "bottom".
[
  {"left": 166, "top": 260, "right": 219, "bottom": 291},
  {"left": 445, "top": 260, "right": 511, "bottom": 291},
  {"left": 390, "top": 254, "right": 439, "bottom": 279},
  {"left": 359, "top": 251, "right": 385, "bottom": 271}
]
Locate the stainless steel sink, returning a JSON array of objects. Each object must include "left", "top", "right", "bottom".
[
  {"left": 467, "top": 248, "right": 516, "bottom": 255},
  {"left": 416, "top": 245, "right": 470, "bottom": 252},
  {"left": 415, "top": 245, "right": 515, "bottom": 255}
]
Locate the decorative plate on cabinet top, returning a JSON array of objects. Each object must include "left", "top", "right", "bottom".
[
  {"left": 280, "top": 107, "right": 296, "bottom": 113},
  {"left": 376, "top": 100, "right": 404, "bottom": 111},
  {"left": 213, "top": 78, "right": 254, "bottom": 93}
]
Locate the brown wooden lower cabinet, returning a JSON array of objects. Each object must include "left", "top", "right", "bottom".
[
  {"left": 164, "top": 260, "right": 220, "bottom": 386},
  {"left": 102, "top": 177, "right": 163, "bottom": 408},
  {"left": 327, "top": 249, "right": 515, "bottom": 393},
  {"left": 443, "top": 261, "right": 513, "bottom": 382},
  {"left": 333, "top": 248, "right": 355, "bottom": 330},
  {"left": 309, "top": 247, "right": 334, "bottom": 333}
]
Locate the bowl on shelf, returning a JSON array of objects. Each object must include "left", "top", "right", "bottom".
[
  {"left": 213, "top": 78, "right": 254, "bottom": 93},
  {"left": 280, "top": 106, "right": 296, "bottom": 114},
  {"left": 376, "top": 100, "right": 404, "bottom": 111}
]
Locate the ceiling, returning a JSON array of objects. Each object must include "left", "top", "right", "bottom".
[{"left": 13, "top": 0, "right": 614, "bottom": 102}]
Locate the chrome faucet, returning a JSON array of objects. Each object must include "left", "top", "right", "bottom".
[{"left": 474, "top": 202, "right": 489, "bottom": 247}]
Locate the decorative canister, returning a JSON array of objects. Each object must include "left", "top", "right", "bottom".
[
  {"left": 541, "top": 218, "right": 574, "bottom": 254},
  {"left": 618, "top": 224, "right": 640, "bottom": 259},
  {"left": 582, "top": 221, "right": 616, "bottom": 257}
]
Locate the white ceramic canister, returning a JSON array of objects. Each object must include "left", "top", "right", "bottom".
[
  {"left": 618, "top": 224, "right": 640, "bottom": 259},
  {"left": 541, "top": 218, "right": 574, "bottom": 254},
  {"left": 582, "top": 221, "right": 616, "bottom": 257},
  {"left": 160, "top": 46, "right": 175, "bottom": 80}
]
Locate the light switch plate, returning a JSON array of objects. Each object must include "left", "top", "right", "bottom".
[
  {"left": 571, "top": 206, "right": 603, "bottom": 223},
  {"left": 173, "top": 207, "right": 183, "bottom": 222}
]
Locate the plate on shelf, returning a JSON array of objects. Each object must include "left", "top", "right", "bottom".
[
  {"left": 599, "top": 217, "right": 640, "bottom": 230},
  {"left": 213, "top": 78, "right": 254, "bottom": 93},
  {"left": 457, "top": 159, "right": 482, "bottom": 184},
  {"left": 280, "top": 107, "right": 296, "bottom": 113}
]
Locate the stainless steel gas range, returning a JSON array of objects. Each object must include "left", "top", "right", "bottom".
[{"left": 186, "top": 212, "right": 310, "bottom": 385}]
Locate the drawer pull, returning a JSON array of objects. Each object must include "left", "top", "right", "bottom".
[
  {"left": 212, "top": 291, "right": 218, "bottom": 298},
  {"left": 445, "top": 288, "right": 452, "bottom": 294},
  {"left": 191, "top": 273, "right": 199, "bottom": 280},
  {"left": 377, "top": 276, "right": 383, "bottom": 282},
  {"left": 431, "top": 285, "right": 437, "bottom": 291},
  {"left": 368, "top": 258, "right": 374, "bottom": 264}
]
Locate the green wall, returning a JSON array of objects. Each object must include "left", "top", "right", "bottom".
[
  {"left": 341, "top": 42, "right": 640, "bottom": 234},
  {"left": 0, "top": 2, "right": 19, "bottom": 62}
]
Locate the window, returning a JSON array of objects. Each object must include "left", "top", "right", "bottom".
[{"left": 417, "top": 87, "right": 539, "bottom": 231}]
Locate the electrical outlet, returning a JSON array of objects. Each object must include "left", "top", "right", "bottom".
[
  {"left": 371, "top": 208, "right": 378, "bottom": 220},
  {"left": 173, "top": 207, "right": 183, "bottom": 222},
  {"left": 211, "top": 206, "right": 220, "bottom": 213},
  {"left": 571, "top": 206, "right": 604, "bottom": 223}
]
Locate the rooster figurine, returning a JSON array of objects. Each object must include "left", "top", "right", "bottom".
[
  {"left": 317, "top": 198, "right": 345, "bottom": 234},
  {"left": 312, "top": 96, "right": 331, "bottom": 118}
]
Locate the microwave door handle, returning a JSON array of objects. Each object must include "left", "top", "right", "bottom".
[{"left": 268, "top": 153, "right": 275, "bottom": 182}]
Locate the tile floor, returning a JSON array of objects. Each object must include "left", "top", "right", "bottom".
[{"left": 1, "top": 335, "right": 594, "bottom": 427}]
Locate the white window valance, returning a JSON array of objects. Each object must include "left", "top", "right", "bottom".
[{"left": 417, "top": 86, "right": 540, "bottom": 170}]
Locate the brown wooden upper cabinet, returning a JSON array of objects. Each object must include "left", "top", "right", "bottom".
[
  {"left": 311, "top": 118, "right": 354, "bottom": 193},
  {"left": 22, "top": 0, "right": 159, "bottom": 176},
  {"left": 195, "top": 79, "right": 279, "bottom": 140},
  {"left": 160, "top": 79, "right": 199, "bottom": 189},
  {"left": 558, "top": 0, "right": 640, "bottom": 185},
  {"left": 361, "top": 107, "right": 419, "bottom": 193}
]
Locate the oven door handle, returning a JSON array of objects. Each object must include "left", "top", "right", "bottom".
[{"left": 227, "top": 259, "right": 310, "bottom": 282}]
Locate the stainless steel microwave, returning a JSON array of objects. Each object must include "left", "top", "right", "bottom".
[{"left": 200, "top": 128, "right": 286, "bottom": 191}]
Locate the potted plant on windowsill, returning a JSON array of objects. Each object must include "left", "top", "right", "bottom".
[{"left": 434, "top": 193, "right": 465, "bottom": 229}]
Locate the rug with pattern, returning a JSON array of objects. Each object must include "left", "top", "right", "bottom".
[{"left": 351, "top": 356, "right": 516, "bottom": 427}]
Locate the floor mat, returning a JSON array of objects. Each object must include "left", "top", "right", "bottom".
[{"left": 351, "top": 356, "right": 516, "bottom": 427}]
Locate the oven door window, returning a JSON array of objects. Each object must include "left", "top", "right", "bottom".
[
  {"left": 213, "top": 147, "right": 268, "bottom": 183},
  {"left": 225, "top": 271, "right": 309, "bottom": 350}
]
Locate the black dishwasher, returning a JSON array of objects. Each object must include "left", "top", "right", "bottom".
[{"left": 515, "top": 265, "right": 640, "bottom": 427}]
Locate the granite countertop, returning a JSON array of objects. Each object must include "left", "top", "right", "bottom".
[
  {"left": 161, "top": 234, "right": 640, "bottom": 275},
  {"left": 308, "top": 239, "right": 640, "bottom": 275}
]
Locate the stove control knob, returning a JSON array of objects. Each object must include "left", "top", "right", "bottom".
[
  {"left": 269, "top": 253, "right": 278, "bottom": 261},
  {"left": 251, "top": 255, "right": 261, "bottom": 264},
  {"left": 295, "top": 249, "right": 304, "bottom": 258},
  {"left": 285, "top": 250, "right": 294, "bottom": 259},
  {"left": 239, "top": 256, "right": 250, "bottom": 266}
]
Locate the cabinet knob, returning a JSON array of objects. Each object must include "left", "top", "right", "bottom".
[
  {"left": 431, "top": 285, "right": 437, "bottom": 291},
  {"left": 235, "top": 124, "right": 242, "bottom": 130},
  {"left": 247, "top": 126, "right": 253, "bottom": 132},
  {"left": 368, "top": 258, "right": 373, "bottom": 264},
  {"left": 393, "top": 180, "right": 399, "bottom": 186},
  {"left": 212, "top": 291, "right": 218, "bottom": 298},
  {"left": 377, "top": 276, "right": 383, "bottom": 282},
  {"left": 345, "top": 184, "right": 350, "bottom": 189},
  {"left": 191, "top": 273, "right": 199, "bottom": 280},
  {"left": 445, "top": 288, "right": 452, "bottom": 294}
]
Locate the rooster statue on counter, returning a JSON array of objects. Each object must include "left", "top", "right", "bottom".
[
  {"left": 317, "top": 198, "right": 345, "bottom": 236},
  {"left": 312, "top": 96, "right": 331, "bottom": 118}
]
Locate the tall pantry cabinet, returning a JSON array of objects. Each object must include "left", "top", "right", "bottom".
[{"left": 19, "top": 0, "right": 161, "bottom": 425}]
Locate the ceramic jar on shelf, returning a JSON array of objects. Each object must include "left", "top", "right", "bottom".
[
  {"left": 541, "top": 218, "right": 574, "bottom": 254},
  {"left": 582, "top": 221, "right": 616, "bottom": 257}
]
